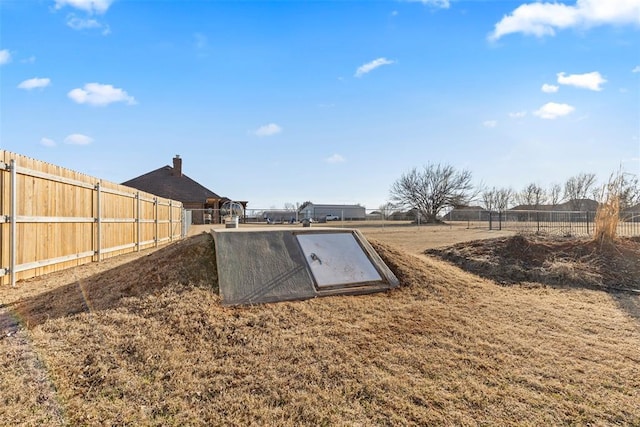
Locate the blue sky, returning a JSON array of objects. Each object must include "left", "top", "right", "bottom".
[{"left": 1, "top": 0, "right": 639, "bottom": 210}]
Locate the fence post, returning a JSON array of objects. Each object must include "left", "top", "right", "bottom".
[
  {"left": 181, "top": 208, "right": 186, "bottom": 238},
  {"left": 586, "top": 211, "right": 590, "bottom": 235},
  {"left": 169, "top": 200, "right": 173, "bottom": 241},
  {"left": 10, "top": 159, "right": 16, "bottom": 288},
  {"left": 136, "top": 192, "right": 140, "bottom": 252},
  {"left": 95, "top": 182, "right": 102, "bottom": 262},
  {"left": 155, "top": 197, "right": 159, "bottom": 248}
]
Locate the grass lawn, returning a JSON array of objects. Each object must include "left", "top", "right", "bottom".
[{"left": 1, "top": 228, "right": 639, "bottom": 425}]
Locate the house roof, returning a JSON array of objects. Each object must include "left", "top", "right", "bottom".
[
  {"left": 450, "top": 205, "right": 486, "bottom": 211},
  {"left": 121, "top": 164, "right": 222, "bottom": 204},
  {"left": 511, "top": 199, "right": 599, "bottom": 212},
  {"left": 510, "top": 204, "right": 557, "bottom": 211}
]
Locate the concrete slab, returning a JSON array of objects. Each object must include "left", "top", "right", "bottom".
[{"left": 212, "top": 228, "right": 399, "bottom": 306}]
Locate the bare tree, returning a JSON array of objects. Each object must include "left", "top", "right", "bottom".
[
  {"left": 482, "top": 187, "right": 512, "bottom": 229},
  {"left": 482, "top": 187, "right": 512, "bottom": 211},
  {"left": 618, "top": 173, "right": 640, "bottom": 209},
  {"left": 516, "top": 183, "right": 547, "bottom": 207},
  {"left": 298, "top": 201, "right": 312, "bottom": 211},
  {"left": 548, "top": 183, "right": 562, "bottom": 206},
  {"left": 389, "top": 163, "right": 476, "bottom": 223},
  {"left": 595, "top": 171, "right": 640, "bottom": 210},
  {"left": 495, "top": 187, "right": 513, "bottom": 211},
  {"left": 378, "top": 202, "right": 395, "bottom": 220},
  {"left": 564, "top": 172, "right": 597, "bottom": 210},
  {"left": 482, "top": 187, "right": 497, "bottom": 211},
  {"left": 494, "top": 187, "right": 514, "bottom": 230}
]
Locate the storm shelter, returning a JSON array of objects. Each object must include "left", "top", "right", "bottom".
[{"left": 211, "top": 228, "right": 399, "bottom": 306}]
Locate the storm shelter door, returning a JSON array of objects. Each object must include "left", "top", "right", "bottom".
[{"left": 296, "top": 232, "right": 383, "bottom": 289}]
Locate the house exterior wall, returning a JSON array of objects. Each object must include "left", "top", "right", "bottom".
[{"left": 183, "top": 202, "right": 207, "bottom": 224}]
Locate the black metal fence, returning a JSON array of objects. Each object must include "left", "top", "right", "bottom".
[
  {"left": 448, "top": 209, "right": 640, "bottom": 237},
  {"left": 184, "top": 207, "right": 640, "bottom": 238}
]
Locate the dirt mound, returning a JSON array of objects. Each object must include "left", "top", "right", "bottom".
[
  {"left": 426, "top": 234, "right": 640, "bottom": 291},
  {"left": 4, "top": 233, "right": 217, "bottom": 330}
]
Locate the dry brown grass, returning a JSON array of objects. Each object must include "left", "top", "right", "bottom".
[
  {"left": 595, "top": 195, "right": 621, "bottom": 245},
  {"left": 1, "top": 231, "right": 640, "bottom": 425},
  {"left": 594, "top": 169, "right": 632, "bottom": 245}
]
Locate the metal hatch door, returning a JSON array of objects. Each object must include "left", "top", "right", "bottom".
[{"left": 296, "top": 232, "right": 383, "bottom": 289}]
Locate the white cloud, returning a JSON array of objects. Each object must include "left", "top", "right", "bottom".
[
  {"left": 533, "top": 102, "right": 575, "bottom": 119},
  {"left": 65, "top": 14, "right": 111, "bottom": 34},
  {"left": 68, "top": 83, "right": 136, "bottom": 106},
  {"left": 18, "top": 77, "right": 51, "bottom": 90},
  {"left": 67, "top": 16, "right": 100, "bottom": 29},
  {"left": 541, "top": 83, "right": 559, "bottom": 93},
  {"left": 40, "top": 137, "right": 56, "bottom": 147},
  {"left": 405, "top": 0, "right": 450, "bottom": 8},
  {"left": 633, "top": 65, "right": 640, "bottom": 73},
  {"left": 21, "top": 56, "right": 36, "bottom": 64},
  {"left": 489, "top": 0, "right": 640, "bottom": 41},
  {"left": 0, "top": 49, "right": 11, "bottom": 65},
  {"left": 509, "top": 111, "right": 527, "bottom": 119},
  {"left": 483, "top": 120, "right": 498, "bottom": 128},
  {"left": 326, "top": 154, "right": 346, "bottom": 164},
  {"left": 64, "top": 134, "right": 93, "bottom": 145},
  {"left": 355, "top": 57, "right": 395, "bottom": 78},
  {"left": 55, "top": 0, "right": 113, "bottom": 14},
  {"left": 254, "top": 123, "right": 282, "bottom": 137},
  {"left": 557, "top": 71, "right": 606, "bottom": 91}
]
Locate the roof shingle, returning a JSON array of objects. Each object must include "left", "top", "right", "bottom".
[{"left": 121, "top": 164, "right": 222, "bottom": 203}]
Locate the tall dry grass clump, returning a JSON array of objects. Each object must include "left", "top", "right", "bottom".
[{"left": 594, "top": 172, "right": 622, "bottom": 245}]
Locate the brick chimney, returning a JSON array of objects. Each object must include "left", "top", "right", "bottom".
[{"left": 172, "top": 155, "right": 182, "bottom": 177}]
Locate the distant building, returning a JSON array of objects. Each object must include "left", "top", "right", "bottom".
[
  {"left": 623, "top": 204, "right": 640, "bottom": 222},
  {"left": 262, "top": 210, "right": 298, "bottom": 223},
  {"left": 508, "top": 199, "right": 598, "bottom": 222},
  {"left": 299, "top": 203, "right": 366, "bottom": 221},
  {"left": 511, "top": 199, "right": 598, "bottom": 212},
  {"left": 445, "top": 199, "right": 601, "bottom": 223},
  {"left": 442, "top": 206, "right": 488, "bottom": 221},
  {"left": 121, "top": 155, "right": 247, "bottom": 224}
]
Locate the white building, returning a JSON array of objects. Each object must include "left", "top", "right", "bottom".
[{"left": 299, "top": 203, "right": 366, "bottom": 221}]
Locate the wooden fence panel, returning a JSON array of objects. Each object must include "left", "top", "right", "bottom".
[{"left": 0, "top": 150, "right": 183, "bottom": 287}]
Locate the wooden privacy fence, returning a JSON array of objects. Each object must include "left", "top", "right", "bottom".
[{"left": 1, "top": 150, "right": 184, "bottom": 287}]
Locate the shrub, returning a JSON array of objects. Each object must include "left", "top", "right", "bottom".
[{"left": 594, "top": 172, "right": 623, "bottom": 245}]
